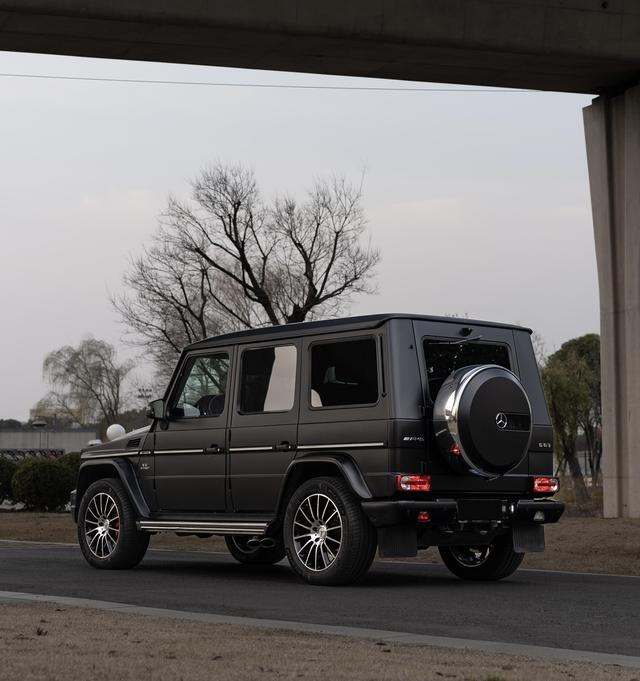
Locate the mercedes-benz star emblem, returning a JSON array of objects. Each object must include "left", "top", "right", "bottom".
[{"left": 495, "top": 412, "right": 508, "bottom": 429}]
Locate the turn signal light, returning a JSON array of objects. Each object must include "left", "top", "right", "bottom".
[
  {"left": 396, "top": 474, "right": 431, "bottom": 492},
  {"left": 533, "top": 476, "right": 559, "bottom": 494}
]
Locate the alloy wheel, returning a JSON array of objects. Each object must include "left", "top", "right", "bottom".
[
  {"left": 292, "top": 493, "right": 343, "bottom": 572},
  {"left": 83, "top": 492, "right": 120, "bottom": 559}
]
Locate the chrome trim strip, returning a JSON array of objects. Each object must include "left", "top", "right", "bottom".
[
  {"left": 154, "top": 449, "right": 203, "bottom": 454},
  {"left": 81, "top": 451, "right": 140, "bottom": 459},
  {"left": 297, "top": 442, "right": 385, "bottom": 450},
  {"left": 137, "top": 520, "right": 268, "bottom": 535},
  {"left": 229, "top": 446, "right": 274, "bottom": 453}
]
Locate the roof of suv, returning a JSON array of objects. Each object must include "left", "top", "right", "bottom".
[{"left": 186, "top": 313, "right": 532, "bottom": 350}]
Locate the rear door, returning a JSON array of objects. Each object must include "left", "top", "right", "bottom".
[
  {"left": 413, "top": 319, "right": 529, "bottom": 493},
  {"left": 153, "top": 348, "right": 233, "bottom": 512},
  {"left": 297, "top": 331, "right": 389, "bottom": 498},
  {"left": 229, "top": 340, "right": 301, "bottom": 512}
]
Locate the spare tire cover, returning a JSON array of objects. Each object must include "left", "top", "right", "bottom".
[{"left": 433, "top": 365, "right": 532, "bottom": 477}]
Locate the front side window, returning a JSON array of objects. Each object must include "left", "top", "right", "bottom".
[
  {"left": 423, "top": 340, "right": 510, "bottom": 399},
  {"left": 239, "top": 345, "right": 297, "bottom": 413},
  {"left": 173, "top": 353, "right": 229, "bottom": 417},
  {"left": 310, "top": 338, "right": 378, "bottom": 408}
]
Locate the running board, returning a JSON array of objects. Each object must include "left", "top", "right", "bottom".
[{"left": 137, "top": 520, "right": 268, "bottom": 535}]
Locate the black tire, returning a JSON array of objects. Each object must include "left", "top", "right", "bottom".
[
  {"left": 284, "top": 476, "right": 377, "bottom": 586},
  {"left": 438, "top": 533, "right": 523, "bottom": 581},
  {"left": 77, "top": 478, "right": 149, "bottom": 569},
  {"left": 225, "top": 535, "right": 286, "bottom": 565}
]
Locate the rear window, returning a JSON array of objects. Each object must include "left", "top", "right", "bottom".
[
  {"left": 310, "top": 338, "right": 378, "bottom": 408},
  {"left": 423, "top": 340, "right": 510, "bottom": 400}
]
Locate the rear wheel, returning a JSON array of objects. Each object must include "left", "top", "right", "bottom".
[
  {"left": 77, "top": 478, "right": 149, "bottom": 569},
  {"left": 438, "top": 533, "right": 523, "bottom": 580},
  {"left": 284, "top": 476, "right": 377, "bottom": 586},
  {"left": 225, "top": 535, "right": 285, "bottom": 565}
]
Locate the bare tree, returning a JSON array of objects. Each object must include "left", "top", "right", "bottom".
[
  {"left": 531, "top": 331, "right": 547, "bottom": 368},
  {"left": 41, "top": 338, "right": 133, "bottom": 428},
  {"left": 114, "top": 238, "right": 242, "bottom": 375},
  {"left": 115, "top": 163, "right": 379, "bottom": 372}
]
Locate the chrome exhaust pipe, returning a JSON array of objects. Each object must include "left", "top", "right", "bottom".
[
  {"left": 246, "top": 538, "right": 261, "bottom": 549},
  {"left": 260, "top": 537, "right": 276, "bottom": 549}
]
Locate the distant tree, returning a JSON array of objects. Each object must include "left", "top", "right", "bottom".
[
  {"left": 114, "top": 163, "right": 379, "bottom": 376},
  {"left": 541, "top": 334, "right": 601, "bottom": 505},
  {"left": 530, "top": 331, "right": 547, "bottom": 368},
  {"left": 99, "top": 408, "right": 148, "bottom": 435},
  {"left": 552, "top": 334, "right": 601, "bottom": 484},
  {"left": 0, "top": 419, "right": 23, "bottom": 430},
  {"left": 41, "top": 338, "right": 133, "bottom": 430}
]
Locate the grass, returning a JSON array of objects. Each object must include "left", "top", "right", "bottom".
[{"left": 1, "top": 602, "right": 637, "bottom": 681}]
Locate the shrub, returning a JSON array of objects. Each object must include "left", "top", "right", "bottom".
[
  {"left": 0, "top": 457, "right": 17, "bottom": 502},
  {"left": 11, "top": 458, "right": 72, "bottom": 511},
  {"left": 57, "top": 451, "right": 81, "bottom": 490}
]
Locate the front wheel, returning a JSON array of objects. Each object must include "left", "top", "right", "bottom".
[
  {"left": 438, "top": 533, "right": 523, "bottom": 581},
  {"left": 284, "top": 476, "right": 377, "bottom": 586},
  {"left": 77, "top": 478, "right": 149, "bottom": 569},
  {"left": 225, "top": 535, "right": 285, "bottom": 565}
]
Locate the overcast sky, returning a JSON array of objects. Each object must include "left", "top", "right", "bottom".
[{"left": 0, "top": 51, "right": 596, "bottom": 422}]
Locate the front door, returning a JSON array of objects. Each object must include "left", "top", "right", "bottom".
[
  {"left": 229, "top": 341, "right": 300, "bottom": 512},
  {"left": 153, "top": 349, "right": 232, "bottom": 512}
]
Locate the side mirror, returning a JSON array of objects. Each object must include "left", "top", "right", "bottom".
[{"left": 146, "top": 399, "right": 165, "bottom": 420}]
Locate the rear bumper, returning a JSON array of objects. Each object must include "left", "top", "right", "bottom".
[{"left": 361, "top": 498, "right": 564, "bottom": 528}]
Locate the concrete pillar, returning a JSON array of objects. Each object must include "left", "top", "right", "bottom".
[{"left": 583, "top": 85, "right": 640, "bottom": 518}]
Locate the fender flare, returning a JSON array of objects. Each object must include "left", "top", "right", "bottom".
[
  {"left": 275, "top": 453, "right": 372, "bottom": 516},
  {"left": 75, "top": 457, "right": 150, "bottom": 522}
]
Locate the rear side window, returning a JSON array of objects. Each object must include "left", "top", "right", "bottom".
[
  {"left": 310, "top": 338, "right": 378, "bottom": 408},
  {"left": 239, "top": 345, "right": 297, "bottom": 413},
  {"left": 423, "top": 340, "right": 510, "bottom": 399}
]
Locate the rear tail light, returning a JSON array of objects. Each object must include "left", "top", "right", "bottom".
[
  {"left": 396, "top": 474, "right": 431, "bottom": 492},
  {"left": 533, "top": 476, "right": 559, "bottom": 494},
  {"left": 417, "top": 511, "right": 430, "bottom": 522},
  {"left": 449, "top": 443, "right": 461, "bottom": 456}
]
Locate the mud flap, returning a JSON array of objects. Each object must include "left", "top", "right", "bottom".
[
  {"left": 378, "top": 525, "right": 418, "bottom": 558},
  {"left": 512, "top": 524, "right": 545, "bottom": 553}
]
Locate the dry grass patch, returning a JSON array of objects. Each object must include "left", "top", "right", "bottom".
[{"left": 0, "top": 602, "right": 637, "bottom": 681}]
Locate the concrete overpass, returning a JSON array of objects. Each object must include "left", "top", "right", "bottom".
[{"left": 1, "top": 0, "right": 639, "bottom": 516}]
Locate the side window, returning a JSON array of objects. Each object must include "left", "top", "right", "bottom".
[
  {"left": 423, "top": 340, "right": 511, "bottom": 400},
  {"left": 173, "top": 353, "right": 229, "bottom": 418},
  {"left": 310, "top": 338, "right": 378, "bottom": 408},
  {"left": 239, "top": 345, "right": 297, "bottom": 413}
]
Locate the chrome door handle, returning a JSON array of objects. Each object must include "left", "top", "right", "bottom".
[{"left": 204, "top": 445, "right": 223, "bottom": 454}]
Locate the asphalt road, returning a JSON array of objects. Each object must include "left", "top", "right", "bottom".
[{"left": 1, "top": 541, "right": 638, "bottom": 657}]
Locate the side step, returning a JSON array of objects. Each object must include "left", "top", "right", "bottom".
[{"left": 137, "top": 520, "right": 268, "bottom": 535}]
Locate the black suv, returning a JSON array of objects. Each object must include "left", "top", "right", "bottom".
[{"left": 71, "top": 314, "right": 563, "bottom": 586}]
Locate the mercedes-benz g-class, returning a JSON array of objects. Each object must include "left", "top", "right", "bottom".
[{"left": 71, "top": 314, "right": 563, "bottom": 585}]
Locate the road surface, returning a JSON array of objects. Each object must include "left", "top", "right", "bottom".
[{"left": 0, "top": 541, "right": 637, "bottom": 658}]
